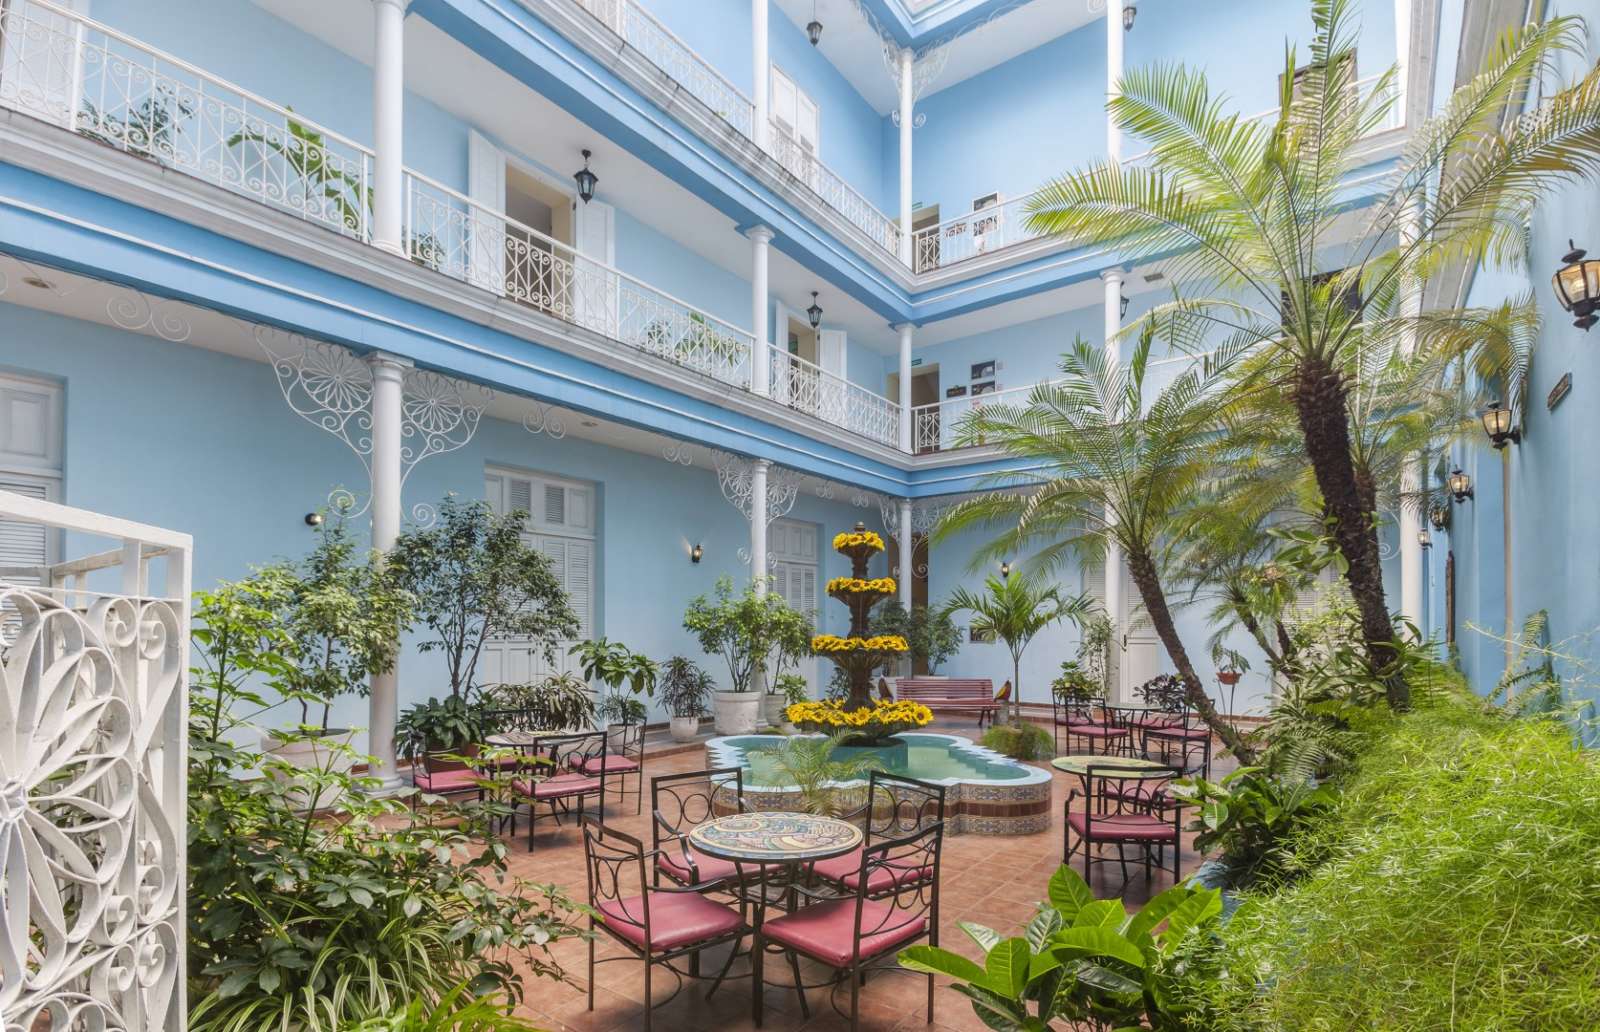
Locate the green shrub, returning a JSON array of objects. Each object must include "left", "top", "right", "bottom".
[
  {"left": 1199, "top": 701, "right": 1600, "bottom": 1030},
  {"left": 981, "top": 721, "right": 1054, "bottom": 760}
]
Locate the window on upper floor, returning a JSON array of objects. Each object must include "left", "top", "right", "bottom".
[
  {"left": 771, "top": 66, "right": 819, "bottom": 156},
  {"left": 0, "top": 372, "right": 64, "bottom": 583}
]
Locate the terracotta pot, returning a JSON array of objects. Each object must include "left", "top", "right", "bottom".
[{"left": 1217, "top": 671, "right": 1242, "bottom": 686}]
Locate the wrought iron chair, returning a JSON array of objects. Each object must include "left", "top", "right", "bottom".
[
  {"left": 1052, "top": 685, "right": 1131, "bottom": 756},
  {"left": 754, "top": 822, "right": 944, "bottom": 1032},
  {"left": 1140, "top": 708, "right": 1213, "bottom": 781},
  {"left": 580, "top": 818, "right": 747, "bottom": 1032},
  {"left": 811, "top": 771, "right": 945, "bottom": 898},
  {"left": 582, "top": 721, "right": 644, "bottom": 814},
  {"left": 512, "top": 729, "right": 607, "bottom": 850},
  {"left": 1062, "top": 762, "right": 1183, "bottom": 887},
  {"left": 651, "top": 767, "right": 749, "bottom": 894}
]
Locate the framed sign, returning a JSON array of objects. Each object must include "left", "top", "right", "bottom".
[
  {"left": 972, "top": 380, "right": 996, "bottom": 396},
  {"left": 946, "top": 385, "right": 968, "bottom": 399},
  {"left": 971, "top": 360, "right": 996, "bottom": 380},
  {"left": 1547, "top": 371, "right": 1572, "bottom": 411}
]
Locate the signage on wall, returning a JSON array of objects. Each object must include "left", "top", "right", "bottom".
[
  {"left": 970, "top": 360, "right": 997, "bottom": 380},
  {"left": 910, "top": 357, "right": 924, "bottom": 367},
  {"left": 946, "top": 385, "right": 967, "bottom": 399},
  {"left": 1547, "top": 371, "right": 1572, "bottom": 412}
]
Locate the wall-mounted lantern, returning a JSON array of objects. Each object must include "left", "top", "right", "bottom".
[
  {"left": 304, "top": 512, "right": 324, "bottom": 527},
  {"left": 1123, "top": 3, "right": 1137, "bottom": 30},
  {"left": 1551, "top": 239, "right": 1600, "bottom": 330},
  {"left": 1429, "top": 505, "right": 1448, "bottom": 531},
  {"left": 573, "top": 149, "right": 598, "bottom": 204},
  {"left": 690, "top": 543, "right": 704, "bottom": 564},
  {"left": 807, "top": 291, "right": 823, "bottom": 330},
  {"left": 1480, "top": 400, "right": 1521, "bottom": 449},
  {"left": 1119, "top": 293, "right": 1130, "bottom": 319},
  {"left": 999, "top": 561, "right": 1012, "bottom": 579},
  {"left": 1418, "top": 529, "right": 1432, "bottom": 550},
  {"left": 1448, "top": 468, "right": 1474, "bottom": 503}
]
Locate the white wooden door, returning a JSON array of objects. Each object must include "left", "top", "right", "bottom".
[
  {"left": 0, "top": 0, "right": 88, "bottom": 128},
  {"left": 481, "top": 468, "right": 596, "bottom": 688},
  {"left": 771, "top": 519, "right": 819, "bottom": 699},
  {"left": 466, "top": 129, "right": 508, "bottom": 294},
  {"left": 573, "top": 197, "right": 617, "bottom": 337}
]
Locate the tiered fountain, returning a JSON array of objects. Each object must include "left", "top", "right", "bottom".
[{"left": 813, "top": 522, "right": 907, "bottom": 711}]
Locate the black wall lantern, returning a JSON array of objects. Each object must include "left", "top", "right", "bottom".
[
  {"left": 1000, "top": 561, "right": 1012, "bottom": 579},
  {"left": 573, "top": 149, "right": 598, "bottom": 204},
  {"left": 1123, "top": 2, "right": 1137, "bottom": 30},
  {"left": 304, "top": 512, "right": 324, "bottom": 527},
  {"left": 1119, "top": 293, "right": 1130, "bottom": 319},
  {"left": 690, "top": 543, "right": 703, "bottom": 564},
  {"left": 1429, "top": 505, "right": 1448, "bottom": 531},
  {"left": 807, "top": 1, "right": 822, "bottom": 45},
  {"left": 1448, "top": 468, "right": 1474, "bottom": 503},
  {"left": 1480, "top": 400, "right": 1521, "bottom": 449},
  {"left": 1418, "top": 529, "right": 1432, "bottom": 550},
  {"left": 1551, "top": 239, "right": 1600, "bottom": 330},
  {"left": 807, "top": 291, "right": 823, "bottom": 330}
]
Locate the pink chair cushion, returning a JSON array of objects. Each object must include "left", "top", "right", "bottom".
[
  {"left": 580, "top": 755, "right": 641, "bottom": 774},
  {"left": 656, "top": 846, "right": 740, "bottom": 886},
  {"left": 413, "top": 768, "right": 482, "bottom": 793},
  {"left": 1066, "top": 723, "right": 1130, "bottom": 738},
  {"left": 1132, "top": 715, "right": 1183, "bottom": 731},
  {"left": 1066, "top": 810, "right": 1175, "bottom": 842},
  {"left": 761, "top": 898, "right": 927, "bottom": 967},
  {"left": 1145, "top": 725, "right": 1210, "bottom": 741},
  {"left": 810, "top": 850, "right": 931, "bottom": 895},
  {"left": 597, "top": 891, "right": 743, "bottom": 952},
  {"left": 514, "top": 772, "right": 602, "bottom": 799}
]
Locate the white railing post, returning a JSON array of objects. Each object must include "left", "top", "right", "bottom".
[
  {"left": 752, "top": 0, "right": 769, "bottom": 150},
  {"left": 898, "top": 47, "right": 914, "bottom": 267},
  {"left": 372, "top": 0, "right": 407, "bottom": 255},
  {"left": 749, "top": 225, "right": 773, "bottom": 397},
  {"left": 65, "top": 17, "right": 86, "bottom": 133},
  {"left": 367, "top": 351, "right": 409, "bottom": 789},
  {"left": 897, "top": 323, "right": 914, "bottom": 452}
]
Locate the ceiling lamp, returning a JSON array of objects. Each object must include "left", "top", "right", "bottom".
[
  {"left": 1448, "top": 468, "right": 1474, "bottom": 504},
  {"left": 573, "top": 149, "right": 598, "bottom": 204},
  {"left": 807, "top": 291, "right": 823, "bottom": 330},
  {"left": 807, "top": 1, "right": 822, "bottom": 46},
  {"left": 1123, "top": 3, "right": 1137, "bottom": 30},
  {"left": 1480, "top": 400, "right": 1521, "bottom": 449},
  {"left": 1551, "top": 239, "right": 1600, "bottom": 330}
]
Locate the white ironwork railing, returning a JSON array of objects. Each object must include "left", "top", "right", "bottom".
[
  {"left": 913, "top": 75, "right": 1403, "bottom": 274},
  {"left": 0, "top": 490, "right": 191, "bottom": 1032},
  {"left": 768, "top": 345, "right": 901, "bottom": 447},
  {"left": 0, "top": 0, "right": 375, "bottom": 240},
  {"left": 769, "top": 123, "right": 902, "bottom": 258},
  {"left": 405, "top": 171, "right": 756, "bottom": 390},
  {"left": 568, "top": 0, "right": 755, "bottom": 139}
]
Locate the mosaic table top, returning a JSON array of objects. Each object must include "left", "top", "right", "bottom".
[
  {"left": 689, "top": 811, "right": 863, "bottom": 863},
  {"left": 485, "top": 730, "right": 550, "bottom": 748},
  {"left": 1050, "top": 754, "right": 1173, "bottom": 778}
]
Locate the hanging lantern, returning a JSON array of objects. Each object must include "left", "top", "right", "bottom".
[
  {"left": 807, "top": 291, "right": 823, "bottom": 330},
  {"left": 1123, "top": 2, "right": 1137, "bottom": 30},
  {"left": 573, "top": 149, "right": 598, "bottom": 204},
  {"left": 807, "top": 1, "right": 822, "bottom": 46},
  {"left": 1550, "top": 239, "right": 1600, "bottom": 330},
  {"left": 1479, "top": 400, "right": 1521, "bottom": 449}
]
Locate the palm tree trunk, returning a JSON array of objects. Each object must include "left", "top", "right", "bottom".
[
  {"left": 1290, "top": 356, "right": 1410, "bottom": 711},
  {"left": 1125, "top": 549, "right": 1258, "bottom": 766}
]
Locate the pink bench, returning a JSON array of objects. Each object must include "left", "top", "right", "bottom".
[{"left": 894, "top": 678, "right": 1003, "bottom": 728}]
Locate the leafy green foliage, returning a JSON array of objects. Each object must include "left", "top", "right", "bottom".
[
  {"left": 396, "top": 692, "right": 493, "bottom": 760},
  {"left": 188, "top": 584, "right": 587, "bottom": 1032},
  {"left": 980, "top": 721, "right": 1055, "bottom": 761},
  {"left": 871, "top": 599, "right": 964, "bottom": 673},
  {"left": 570, "top": 637, "right": 659, "bottom": 697},
  {"left": 227, "top": 114, "right": 371, "bottom": 232},
  {"left": 765, "top": 733, "right": 882, "bottom": 817},
  {"left": 657, "top": 657, "right": 713, "bottom": 719},
  {"left": 1170, "top": 767, "right": 1337, "bottom": 889},
  {"left": 771, "top": 672, "right": 811, "bottom": 707},
  {"left": 389, "top": 496, "right": 578, "bottom": 699},
  {"left": 1201, "top": 701, "right": 1600, "bottom": 1030},
  {"left": 898, "top": 865, "right": 1222, "bottom": 1031},
  {"left": 348, "top": 984, "right": 541, "bottom": 1030},
  {"left": 682, "top": 575, "right": 811, "bottom": 693},
  {"left": 943, "top": 572, "right": 1093, "bottom": 720}
]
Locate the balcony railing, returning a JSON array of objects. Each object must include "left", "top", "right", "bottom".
[
  {"left": 769, "top": 346, "right": 901, "bottom": 448},
  {"left": 567, "top": 0, "right": 755, "bottom": 139},
  {"left": 768, "top": 124, "right": 901, "bottom": 258}
]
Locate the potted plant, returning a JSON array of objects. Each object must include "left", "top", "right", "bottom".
[
  {"left": 259, "top": 516, "right": 414, "bottom": 773},
  {"left": 396, "top": 692, "right": 491, "bottom": 769},
  {"left": 872, "top": 599, "right": 963, "bottom": 677},
  {"left": 659, "top": 657, "right": 712, "bottom": 742},
  {"left": 485, "top": 672, "right": 595, "bottom": 731},
  {"left": 683, "top": 576, "right": 807, "bottom": 734},
  {"left": 767, "top": 673, "right": 810, "bottom": 728},
  {"left": 763, "top": 603, "right": 816, "bottom": 726},
  {"left": 943, "top": 572, "right": 1093, "bottom": 724},
  {"left": 388, "top": 496, "right": 579, "bottom": 706},
  {"left": 571, "top": 637, "right": 658, "bottom": 729}
]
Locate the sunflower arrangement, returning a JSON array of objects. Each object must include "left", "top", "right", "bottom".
[
  {"left": 832, "top": 530, "right": 885, "bottom": 553},
  {"left": 786, "top": 698, "right": 933, "bottom": 737},
  {"left": 812, "top": 634, "right": 909, "bottom": 653},
  {"left": 826, "top": 576, "right": 897, "bottom": 595}
]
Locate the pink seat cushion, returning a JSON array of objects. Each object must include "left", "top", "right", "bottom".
[
  {"left": 514, "top": 772, "right": 602, "bottom": 799},
  {"left": 1066, "top": 723, "right": 1129, "bottom": 738},
  {"left": 1066, "top": 810, "right": 1175, "bottom": 842},
  {"left": 1132, "top": 715, "right": 1183, "bottom": 731},
  {"left": 597, "top": 891, "right": 743, "bottom": 952},
  {"left": 810, "top": 850, "right": 931, "bottom": 895},
  {"left": 1145, "top": 725, "right": 1210, "bottom": 741},
  {"left": 808, "top": 848, "right": 864, "bottom": 884},
  {"left": 580, "top": 755, "right": 641, "bottom": 774},
  {"left": 657, "top": 845, "right": 740, "bottom": 886},
  {"left": 761, "top": 898, "right": 927, "bottom": 967},
  {"left": 414, "top": 768, "right": 482, "bottom": 793}
]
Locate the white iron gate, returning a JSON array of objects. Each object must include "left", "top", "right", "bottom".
[{"left": 0, "top": 490, "right": 191, "bottom": 1031}]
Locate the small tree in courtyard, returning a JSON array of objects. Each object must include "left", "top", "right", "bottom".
[{"left": 943, "top": 572, "right": 1093, "bottom": 724}]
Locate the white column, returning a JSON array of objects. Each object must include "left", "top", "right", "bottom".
[
  {"left": 898, "top": 47, "right": 914, "bottom": 265},
  {"left": 1398, "top": 202, "right": 1424, "bottom": 631},
  {"left": 897, "top": 323, "right": 914, "bottom": 452},
  {"left": 1101, "top": 268, "right": 1124, "bottom": 699},
  {"left": 372, "top": 0, "right": 407, "bottom": 255},
  {"left": 367, "top": 352, "right": 409, "bottom": 789},
  {"left": 750, "top": 459, "right": 769, "bottom": 593},
  {"left": 753, "top": 0, "right": 770, "bottom": 149},
  {"left": 1106, "top": 0, "right": 1124, "bottom": 162},
  {"left": 749, "top": 226, "right": 773, "bottom": 397},
  {"left": 1394, "top": 0, "right": 1411, "bottom": 123},
  {"left": 898, "top": 499, "right": 914, "bottom": 611}
]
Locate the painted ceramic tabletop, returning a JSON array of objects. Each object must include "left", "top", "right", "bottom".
[
  {"left": 1051, "top": 754, "right": 1172, "bottom": 777},
  {"left": 689, "top": 811, "right": 863, "bottom": 863}
]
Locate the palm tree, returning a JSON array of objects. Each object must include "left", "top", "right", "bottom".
[
  {"left": 942, "top": 572, "right": 1093, "bottom": 724},
  {"left": 937, "top": 332, "right": 1257, "bottom": 764},
  {"left": 1026, "top": 0, "right": 1600, "bottom": 709}
]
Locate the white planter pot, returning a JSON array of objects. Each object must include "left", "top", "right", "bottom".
[
  {"left": 762, "top": 693, "right": 789, "bottom": 728},
  {"left": 669, "top": 716, "right": 701, "bottom": 743},
  {"left": 713, "top": 691, "right": 762, "bottom": 735}
]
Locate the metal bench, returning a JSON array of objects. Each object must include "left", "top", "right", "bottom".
[{"left": 894, "top": 678, "right": 1003, "bottom": 728}]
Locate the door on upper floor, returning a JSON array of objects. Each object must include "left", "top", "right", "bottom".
[
  {"left": 770, "top": 66, "right": 820, "bottom": 189},
  {"left": 480, "top": 466, "right": 597, "bottom": 689},
  {"left": 888, "top": 365, "right": 941, "bottom": 453},
  {"left": 0, "top": 373, "right": 63, "bottom": 593},
  {"left": 770, "top": 519, "right": 819, "bottom": 698}
]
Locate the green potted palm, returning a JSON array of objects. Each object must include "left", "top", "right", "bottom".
[
  {"left": 659, "top": 657, "right": 713, "bottom": 742},
  {"left": 943, "top": 572, "right": 1093, "bottom": 724}
]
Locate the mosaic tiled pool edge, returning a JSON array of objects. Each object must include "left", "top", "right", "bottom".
[{"left": 705, "top": 732, "right": 1053, "bottom": 836}]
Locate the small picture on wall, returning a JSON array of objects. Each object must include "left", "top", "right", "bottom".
[
  {"left": 969, "top": 625, "right": 996, "bottom": 644},
  {"left": 972, "top": 380, "right": 996, "bottom": 396},
  {"left": 945, "top": 385, "right": 968, "bottom": 399},
  {"left": 970, "top": 360, "right": 996, "bottom": 380}
]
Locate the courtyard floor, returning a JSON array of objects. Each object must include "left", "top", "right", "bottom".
[{"left": 498, "top": 716, "right": 1228, "bottom": 1032}]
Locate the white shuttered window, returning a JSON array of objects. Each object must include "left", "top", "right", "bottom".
[{"left": 0, "top": 374, "right": 63, "bottom": 581}]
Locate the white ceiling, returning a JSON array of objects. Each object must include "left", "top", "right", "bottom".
[{"left": 773, "top": 0, "right": 1098, "bottom": 114}]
